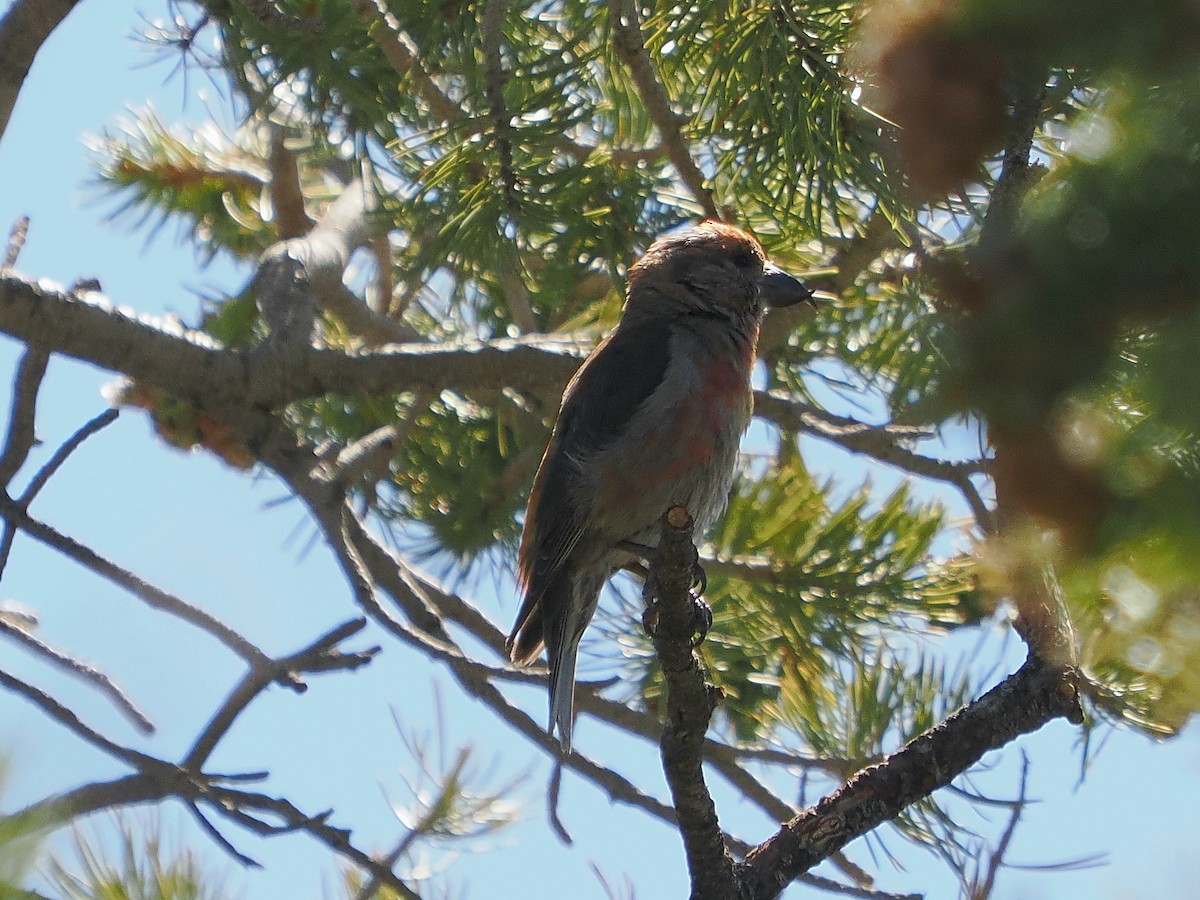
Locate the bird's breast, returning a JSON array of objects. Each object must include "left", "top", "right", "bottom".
[{"left": 586, "top": 341, "right": 753, "bottom": 543}]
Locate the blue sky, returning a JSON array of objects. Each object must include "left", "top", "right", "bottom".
[{"left": 1, "top": 3, "right": 1199, "bottom": 898}]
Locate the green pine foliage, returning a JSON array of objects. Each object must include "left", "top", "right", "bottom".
[{"left": 44, "top": 818, "right": 224, "bottom": 900}]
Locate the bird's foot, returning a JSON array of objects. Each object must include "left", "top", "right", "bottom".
[
  {"left": 687, "top": 592, "right": 712, "bottom": 647},
  {"left": 636, "top": 537, "right": 711, "bottom": 645},
  {"left": 642, "top": 592, "right": 712, "bottom": 646}
]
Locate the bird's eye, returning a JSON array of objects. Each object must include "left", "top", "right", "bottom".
[{"left": 731, "top": 248, "right": 754, "bottom": 268}]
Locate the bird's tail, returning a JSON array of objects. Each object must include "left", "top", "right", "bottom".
[
  {"left": 549, "top": 631, "right": 583, "bottom": 753},
  {"left": 546, "top": 572, "right": 605, "bottom": 754}
]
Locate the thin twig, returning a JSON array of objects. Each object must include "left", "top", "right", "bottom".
[
  {"left": 18, "top": 407, "right": 119, "bottom": 504},
  {"left": 0, "top": 0, "right": 86, "bottom": 142},
  {"left": 0, "top": 617, "right": 153, "bottom": 734},
  {"left": 183, "top": 617, "right": 377, "bottom": 770},
  {"left": 0, "top": 346, "right": 49, "bottom": 487},
  {"left": 0, "top": 499, "right": 286, "bottom": 677},
  {"left": 969, "top": 752, "right": 1030, "bottom": 899},
  {"left": 608, "top": 0, "right": 718, "bottom": 218},
  {"left": 753, "top": 390, "right": 995, "bottom": 531},
  {"left": 0, "top": 668, "right": 150, "bottom": 768},
  {"left": 2, "top": 215, "right": 29, "bottom": 270},
  {"left": 184, "top": 800, "right": 262, "bottom": 868}
]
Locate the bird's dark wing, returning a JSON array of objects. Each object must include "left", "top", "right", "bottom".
[
  {"left": 508, "top": 316, "right": 672, "bottom": 662},
  {"left": 554, "top": 316, "right": 675, "bottom": 451}
]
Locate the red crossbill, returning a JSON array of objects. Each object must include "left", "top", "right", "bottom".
[{"left": 507, "top": 222, "right": 813, "bottom": 751}]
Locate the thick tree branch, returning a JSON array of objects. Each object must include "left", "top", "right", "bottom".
[
  {"left": 254, "top": 178, "right": 385, "bottom": 347},
  {"left": 737, "top": 656, "right": 1083, "bottom": 899},
  {"left": 0, "top": 271, "right": 586, "bottom": 406}
]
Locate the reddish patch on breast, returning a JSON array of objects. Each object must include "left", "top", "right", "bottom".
[{"left": 700, "top": 357, "right": 749, "bottom": 401}]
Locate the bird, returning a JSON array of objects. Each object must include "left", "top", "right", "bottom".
[{"left": 506, "top": 221, "right": 814, "bottom": 752}]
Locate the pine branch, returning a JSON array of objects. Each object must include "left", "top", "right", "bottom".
[
  {"left": 267, "top": 127, "right": 315, "bottom": 239},
  {"left": 608, "top": 0, "right": 718, "bottom": 218},
  {"left": 737, "top": 657, "right": 1083, "bottom": 899},
  {"left": 0, "top": 271, "right": 585, "bottom": 407}
]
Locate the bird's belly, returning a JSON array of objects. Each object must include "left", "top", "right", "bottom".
[{"left": 589, "top": 390, "right": 748, "bottom": 547}]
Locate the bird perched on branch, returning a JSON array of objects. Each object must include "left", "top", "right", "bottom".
[{"left": 507, "top": 221, "right": 814, "bottom": 751}]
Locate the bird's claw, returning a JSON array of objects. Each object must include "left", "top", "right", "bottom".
[
  {"left": 639, "top": 539, "right": 710, "bottom": 644},
  {"left": 690, "top": 554, "right": 707, "bottom": 597},
  {"left": 642, "top": 602, "right": 661, "bottom": 636},
  {"left": 688, "top": 592, "right": 712, "bottom": 647},
  {"left": 642, "top": 592, "right": 712, "bottom": 646}
]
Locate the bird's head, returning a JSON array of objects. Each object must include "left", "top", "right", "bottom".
[{"left": 625, "top": 221, "right": 813, "bottom": 327}]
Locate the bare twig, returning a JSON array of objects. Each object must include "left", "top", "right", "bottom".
[
  {"left": 3, "top": 215, "right": 29, "bottom": 270},
  {"left": 0, "top": 499, "right": 286, "bottom": 677},
  {"left": 754, "top": 390, "right": 995, "bottom": 530},
  {"left": 968, "top": 753, "right": 1030, "bottom": 899},
  {"left": 0, "top": 0, "right": 85, "bottom": 143},
  {"left": 0, "top": 668, "right": 151, "bottom": 768},
  {"left": 0, "top": 617, "right": 153, "bottom": 733},
  {"left": 183, "top": 617, "right": 378, "bottom": 770},
  {"left": 17, "top": 407, "right": 119, "bottom": 504},
  {"left": 2, "top": 611, "right": 413, "bottom": 896},
  {"left": 0, "top": 345, "right": 48, "bottom": 487},
  {"left": 328, "top": 424, "right": 401, "bottom": 489}
]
